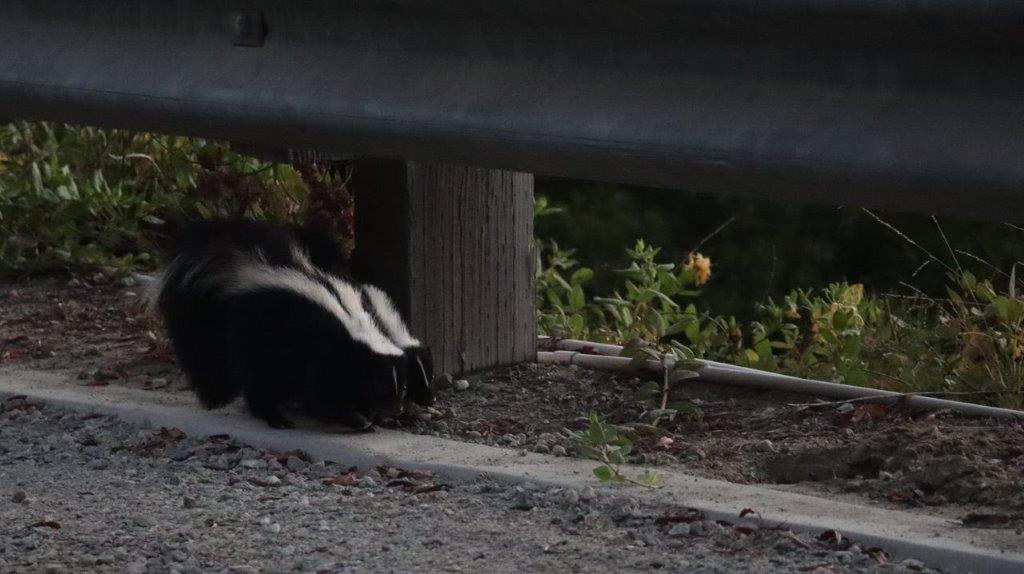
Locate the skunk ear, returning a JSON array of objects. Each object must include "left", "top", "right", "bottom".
[{"left": 406, "top": 347, "right": 435, "bottom": 406}]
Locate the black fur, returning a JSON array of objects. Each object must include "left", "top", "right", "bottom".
[{"left": 152, "top": 219, "right": 431, "bottom": 429}]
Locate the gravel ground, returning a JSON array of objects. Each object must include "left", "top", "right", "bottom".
[{"left": 0, "top": 395, "right": 940, "bottom": 573}]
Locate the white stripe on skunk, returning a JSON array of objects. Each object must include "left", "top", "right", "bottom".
[
  {"left": 361, "top": 284, "right": 422, "bottom": 348},
  {"left": 227, "top": 262, "right": 404, "bottom": 358}
]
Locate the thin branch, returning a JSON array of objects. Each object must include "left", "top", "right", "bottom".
[
  {"left": 862, "top": 368, "right": 914, "bottom": 390},
  {"left": 932, "top": 216, "right": 963, "bottom": 276},
  {"left": 689, "top": 216, "right": 736, "bottom": 254},
  {"left": 862, "top": 209, "right": 954, "bottom": 275}
]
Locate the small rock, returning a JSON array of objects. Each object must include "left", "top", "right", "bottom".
[
  {"left": 241, "top": 459, "right": 267, "bottom": 470},
  {"left": 11, "top": 490, "right": 27, "bottom": 504},
  {"left": 551, "top": 445, "right": 568, "bottom": 457},
  {"left": 454, "top": 380, "right": 470, "bottom": 392},
  {"left": 668, "top": 523, "right": 691, "bottom": 537},
  {"left": 285, "top": 456, "right": 307, "bottom": 472},
  {"left": 580, "top": 486, "right": 596, "bottom": 501},
  {"left": 435, "top": 373, "right": 455, "bottom": 390},
  {"left": 182, "top": 497, "right": 198, "bottom": 509},
  {"left": 148, "top": 378, "right": 170, "bottom": 390},
  {"left": 836, "top": 402, "right": 855, "bottom": 414},
  {"left": 774, "top": 542, "right": 796, "bottom": 554},
  {"left": 252, "top": 475, "right": 281, "bottom": 487},
  {"left": 265, "top": 522, "right": 282, "bottom": 534},
  {"left": 702, "top": 520, "right": 724, "bottom": 533},
  {"left": 42, "top": 564, "right": 65, "bottom": 574},
  {"left": 166, "top": 444, "right": 194, "bottom": 462},
  {"left": 878, "top": 470, "right": 895, "bottom": 481},
  {"left": 752, "top": 440, "right": 775, "bottom": 453},
  {"left": 87, "top": 459, "right": 109, "bottom": 471},
  {"left": 510, "top": 491, "right": 535, "bottom": 511},
  {"left": 465, "top": 430, "right": 482, "bottom": 439},
  {"left": 133, "top": 515, "right": 156, "bottom": 528},
  {"left": 562, "top": 490, "right": 580, "bottom": 505},
  {"left": 900, "top": 558, "right": 926, "bottom": 571},
  {"left": 831, "top": 551, "right": 855, "bottom": 564}
]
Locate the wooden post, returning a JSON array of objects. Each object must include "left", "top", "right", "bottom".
[{"left": 352, "top": 160, "right": 535, "bottom": 375}]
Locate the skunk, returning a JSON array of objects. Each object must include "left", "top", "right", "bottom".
[{"left": 149, "top": 219, "right": 434, "bottom": 430}]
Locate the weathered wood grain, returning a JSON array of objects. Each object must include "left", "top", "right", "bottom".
[{"left": 353, "top": 160, "right": 535, "bottom": 375}]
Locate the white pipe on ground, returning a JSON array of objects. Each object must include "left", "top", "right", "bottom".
[
  {"left": 538, "top": 336, "right": 748, "bottom": 372},
  {"left": 537, "top": 339, "right": 1024, "bottom": 421}
]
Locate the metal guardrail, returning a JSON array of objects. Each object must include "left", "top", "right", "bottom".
[{"left": 1, "top": 1, "right": 1022, "bottom": 219}]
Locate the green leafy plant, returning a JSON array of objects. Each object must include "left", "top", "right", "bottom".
[
  {"left": 621, "top": 340, "right": 704, "bottom": 427},
  {"left": 0, "top": 121, "right": 352, "bottom": 272},
  {"left": 569, "top": 413, "right": 660, "bottom": 488},
  {"left": 535, "top": 200, "right": 1024, "bottom": 410}
]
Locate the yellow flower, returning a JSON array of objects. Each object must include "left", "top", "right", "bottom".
[{"left": 685, "top": 252, "right": 712, "bottom": 286}]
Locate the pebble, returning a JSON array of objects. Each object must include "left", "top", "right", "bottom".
[
  {"left": 832, "top": 551, "right": 855, "bottom": 564},
  {"left": 580, "top": 486, "right": 596, "bottom": 501},
  {"left": 133, "top": 515, "right": 156, "bottom": 528},
  {"left": 42, "top": 564, "right": 65, "bottom": 574},
  {"left": 182, "top": 497, "right": 199, "bottom": 509},
  {"left": 901, "top": 558, "right": 926, "bottom": 571},
  {"left": 11, "top": 490, "right": 27, "bottom": 503},
  {"left": 465, "top": 430, "right": 482, "bottom": 439},
  {"left": 285, "top": 456, "right": 308, "bottom": 472},
  {"left": 752, "top": 440, "right": 775, "bottom": 453},
  {"left": 166, "top": 444, "right": 194, "bottom": 462},
  {"left": 774, "top": 542, "right": 795, "bottom": 554},
  {"left": 836, "top": 403, "right": 856, "bottom": 414},
  {"left": 562, "top": 489, "right": 580, "bottom": 505},
  {"left": 241, "top": 459, "right": 267, "bottom": 470},
  {"left": 87, "top": 459, "right": 109, "bottom": 471},
  {"left": 551, "top": 445, "right": 568, "bottom": 457},
  {"left": 454, "top": 379, "right": 470, "bottom": 391},
  {"left": 667, "top": 523, "right": 691, "bottom": 536},
  {"left": 436, "top": 373, "right": 455, "bottom": 390},
  {"left": 510, "top": 491, "right": 535, "bottom": 511}
]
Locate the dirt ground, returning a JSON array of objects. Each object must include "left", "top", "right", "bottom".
[{"left": 2, "top": 273, "right": 1023, "bottom": 532}]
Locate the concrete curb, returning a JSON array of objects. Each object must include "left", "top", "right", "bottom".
[{"left": 2, "top": 369, "right": 1022, "bottom": 573}]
